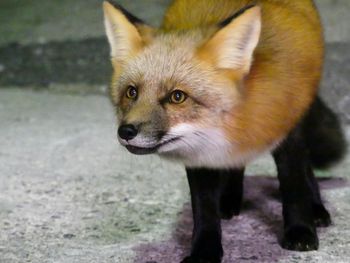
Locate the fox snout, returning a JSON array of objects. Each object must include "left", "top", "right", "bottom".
[
  {"left": 118, "top": 124, "right": 138, "bottom": 141},
  {"left": 117, "top": 120, "right": 171, "bottom": 155}
]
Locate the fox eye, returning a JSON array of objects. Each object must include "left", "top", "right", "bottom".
[
  {"left": 169, "top": 90, "right": 187, "bottom": 104},
  {"left": 126, "top": 85, "right": 138, "bottom": 100}
]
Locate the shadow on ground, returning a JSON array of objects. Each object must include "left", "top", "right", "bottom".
[{"left": 132, "top": 176, "right": 348, "bottom": 263}]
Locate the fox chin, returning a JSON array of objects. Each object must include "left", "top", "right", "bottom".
[
  {"left": 119, "top": 122, "right": 284, "bottom": 169},
  {"left": 103, "top": 0, "right": 347, "bottom": 262}
]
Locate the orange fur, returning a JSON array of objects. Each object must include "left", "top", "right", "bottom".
[{"left": 163, "top": 0, "right": 324, "bottom": 152}]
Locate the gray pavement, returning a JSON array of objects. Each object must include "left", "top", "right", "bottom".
[{"left": 0, "top": 0, "right": 350, "bottom": 262}]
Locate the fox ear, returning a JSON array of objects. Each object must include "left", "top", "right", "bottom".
[
  {"left": 103, "top": 1, "right": 154, "bottom": 65},
  {"left": 198, "top": 6, "right": 261, "bottom": 74}
]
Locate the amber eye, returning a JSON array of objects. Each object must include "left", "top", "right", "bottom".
[
  {"left": 126, "top": 85, "right": 138, "bottom": 100},
  {"left": 169, "top": 90, "right": 187, "bottom": 104}
]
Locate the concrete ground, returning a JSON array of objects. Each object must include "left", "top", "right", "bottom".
[{"left": 0, "top": 1, "right": 349, "bottom": 263}]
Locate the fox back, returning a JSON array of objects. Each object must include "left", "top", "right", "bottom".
[{"left": 103, "top": 0, "right": 324, "bottom": 168}]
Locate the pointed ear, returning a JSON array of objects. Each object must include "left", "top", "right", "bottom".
[
  {"left": 198, "top": 6, "right": 261, "bottom": 74},
  {"left": 103, "top": 1, "right": 154, "bottom": 65}
]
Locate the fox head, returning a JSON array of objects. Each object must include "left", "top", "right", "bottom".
[{"left": 103, "top": 1, "right": 261, "bottom": 168}]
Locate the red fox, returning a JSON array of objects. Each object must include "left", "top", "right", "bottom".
[{"left": 103, "top": 0, "right": 347, "bottom": 262}]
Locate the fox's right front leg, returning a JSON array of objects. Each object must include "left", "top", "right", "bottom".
[{"left": 182, "top": 168, "right": 223, "bottom": 263}]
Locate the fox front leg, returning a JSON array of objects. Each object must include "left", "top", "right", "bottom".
[
  {"left": 306, "top": 165, "right": 332, "bottom": 227},
  {"left": 182, "top": 168, "right": 224, "bottom": 263},
  {"left": 219, "top": 168, "right": 245, "bottom": 220},
  {"left": 273, "top": 126, "right": 320, "bottom": 251}
]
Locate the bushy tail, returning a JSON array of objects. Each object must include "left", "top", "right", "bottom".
[{"left": 303, "top": 97, "right": 347, "bottom": 169}]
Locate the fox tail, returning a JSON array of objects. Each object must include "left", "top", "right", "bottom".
[{"left": 303, "top": 97, "right": 347, "bottom": 169}]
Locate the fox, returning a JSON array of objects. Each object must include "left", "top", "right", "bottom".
[{"left": 102, "top": 0, "right": 347, "bottom": 262}]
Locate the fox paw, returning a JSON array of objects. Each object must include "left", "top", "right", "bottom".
[
  {"left": 182, "top": 240, "right": 223, "bottom": 263},
  {"left": 181, "top": 256, "right": 221, "bottom": 263},
  {"left": 282, "top": 225, "right": 319, "bottom": 251}
]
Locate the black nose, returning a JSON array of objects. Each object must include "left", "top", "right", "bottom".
[{"left": 118, "top": 124, "right": 138, "bottom": 141}]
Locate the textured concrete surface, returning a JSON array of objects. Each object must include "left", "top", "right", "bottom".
[
  {"left": 0, "top": 0, "right": 349, "bottom": 262},
  {"left": 0, "top": 89, "right": 185, "bottom": 263},
  {"left": 0, "top": 0, "right": 171, "bottom": 46},
  {"left": 0, "top": 89, "right": 349, "bottom": 263}
]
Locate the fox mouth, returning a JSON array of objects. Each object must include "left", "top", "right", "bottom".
[{"left": 125, "top": 137, "right": 181, "bottom": 155}]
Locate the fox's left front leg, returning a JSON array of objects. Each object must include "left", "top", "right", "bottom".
[{"left": 182, "top": 168, "right": 223, "bottom": 263}]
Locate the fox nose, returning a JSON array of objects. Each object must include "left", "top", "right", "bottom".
[{"left": 118, "top": 124, "right": 138, "bottom": 141}]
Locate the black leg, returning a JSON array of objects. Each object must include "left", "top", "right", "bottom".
[
  {"left": 273, "top": 126, "right": 319, "bottom": 251},
  {"left": 219, "top": 168, "right": 245, "bottom": 219},
  {"left": 306, "top": 164, "right": 332, "bottom": 227},
  {"left": 182, "top": 168, "right": 223, "bottom": 263}
]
